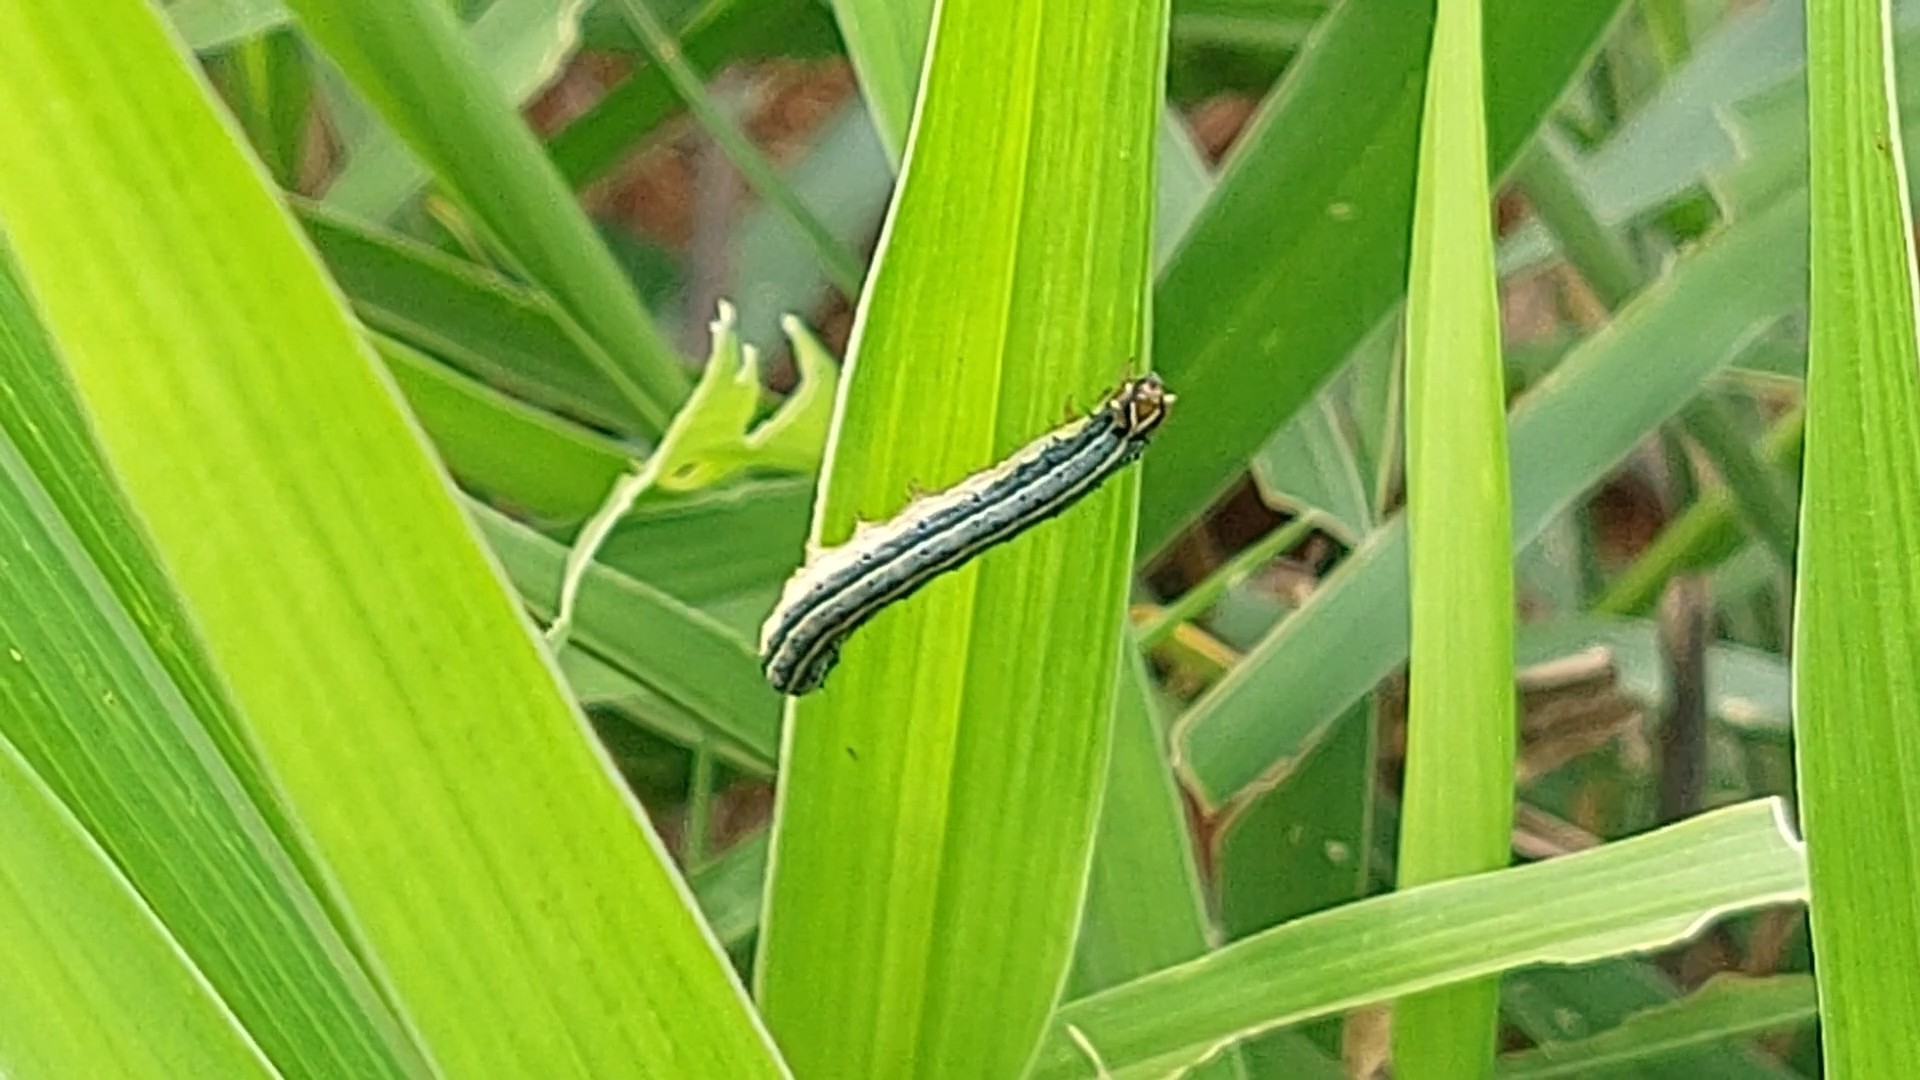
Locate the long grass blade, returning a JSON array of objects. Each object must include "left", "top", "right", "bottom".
[
  {"left": 323, "top": 0, "right": 591, "bottom": 221},
  {"left": 0, "top": 246, "right": 423, "bottom": 1078},
  {"left": 0, "top": 2, "right": 782, "bottom": 1073},
  {"left": 0, "top": 733, "right": 275, "bottom": 1077},
  {"left": 1794, "top": 0, "right": 1920, "bottom": 1070},
  {"left": 284, "top": 0, "right": 691, "bottom": 433},
  {"left": 1031, "top": 799, "right": 1806, "bottom": 1079},
  {"left": 753, "top": 0, "right": 1169, "bottom": 1073},
  {"left": 1177, "top": 192, "right": 1807, "bottom": 807},
  {"left": 1392, "top": 0, "right": 1516, "bottom": 1072},
  {"left": 1139, "top": 0, "right": 1627, "bottom": 555}
]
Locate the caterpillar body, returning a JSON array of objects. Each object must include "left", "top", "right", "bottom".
[{"left": 758, "top": 374, "right": 1172, "bottom": 696}]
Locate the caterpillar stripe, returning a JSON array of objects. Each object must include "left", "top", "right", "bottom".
[{"left": 758, "top": 374, "right": 1172, "bottom": 696}]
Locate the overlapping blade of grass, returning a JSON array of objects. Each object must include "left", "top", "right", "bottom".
[
  {"left": 380, "top": 331, "right": 811, "bottom": 625},
  {"left": 1496, "top": 962, "right": 1794, "bottom": 1080},
  {"left": 1510, "top": 128, "right": 1643, "bottom": 308},
  {"left": 1070, "top": 654, "right": 1223, "bottom": 999},
  {"left": 1069, "top": 654, "right": 1246, "bottom": 1078},
  {"left": 1503, "top": 6, "right": 1920, "bottom": 282},
  {"left": 0, "top": 733, "right": 274, "bottom": 1078},
  {"left": 1794, "top": 0, "right": 1920, "bottom": 1070},
  {"left": 1252, "top": 395, "right": 1375, "bottom": 545},
  {"left": 1216, "top": 709, "right": 1375, "bottom": 934},
  {"left": 1176, "top": 191, "right": 1807, "bottom": 808},
  {"left": 0, "top": 3, "right": 781, "bottom": 1075},
  {"left": 0, "top": 250, "right": 420, "bottom": 1077},
  {"left": 169, "top": 0, "right": 293, "bottom": 51},
  {"left": 592, "top": 478, "right": 813, "bottom": 610},
  {"left": 374, "top": 335, "right": 633, "bottom": 521},
  {"left": 1496, "top": 974, "right": 1816, "bottom": 1078},
  {"left": 1392, "top": 0, "right": 1516, "bottom": 1074},
  {"left": 281, "top": 0, "right": 690, "bottom": 434},
  {"left": 824, "top": 0, "right": 932, "bottom": 166},
  {"left": 753, "top": 0, "right": 1168, "bottom": 1073},
  {"left": 325, "top": 0, "right": 591, "bottom": 221},
  {"left": 1029, "top": 799, "right": 1806, "bottom": 1079},
  {"left": 1678, "top": 395, "right": 1801, "bottom": 568},
  {"left": 1215, "top": 701, "right": 1374, "bottom": 1075},
  {"left": 206, "top": 28, "right": 312, "bottom": 190},
  {"left": 1141, "top": 0, "right": 1624, "bottom": 555},
  {"left": 1173, "top": 0, "right": 1328, "bottom": 48},
  {"left": 296, "top": 202, "right": 648, "bottom": 437},
  {"left": 476, "top": 503, "right": 782, "bottom": 771},
  {"left": 1570, "top": 1, "right": 1920, "bottom": 229},
  {"left": 826, "top": 0, "right": 1218, "bottom": 262}
]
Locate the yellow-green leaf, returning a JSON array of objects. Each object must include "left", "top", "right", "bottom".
[
  {"left": 1393, "top": 0, "right": 1517, "bottom": 1073},
  {"left": 753, "top": 0, "right": 1170, "bottom": 1074}
]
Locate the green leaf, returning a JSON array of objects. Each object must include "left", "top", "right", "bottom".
[
  {"left": 168, "top": 0, "right": 292, "bottom": 51},
  {"left": 753, "top": 0, "right": 1169, "bottom": 1074},
  {"left": 1393, "top": 1, "right": 1516, "bottom": 1072},
  {"left": 1794, "top": 0, "right": 1920, "bottom": 1071},
  {"left": 1171, "top": 0, "right": 1327, "bottom": 50},
  {"left": 690, "top": 831, "right": 771, "bottom": 951},
  {"left": 205, "top": 28, "right": 313, "bottom": 189},
  {"left": 1573, "top": 1, "right": 1920, "bottom": 226},
  {"left": 0, "top": 2, "right": 782, "bottom": 1073},
  {"left": 825, "top": 0, "right": 931, "bottom": 166},
  {"left": 0, "top": 249, "right": 420, "bottom": 1077},
  {"left": 476, "top": 501, "right": 783, "bottom": 772},
  {"left": 1678, "top": 394, "right": 1800, "bottom": 568},
  {"left": 376, "top": 334, "right": 632, "bottom": 522},
  {"left": 593, "top": 477, "right": 814, "bottom": 611},
  {"left": 1250, "top": 393, "right": 1373, "bottom": 545},
  {"left": 1176, "top": 192, "right": 1808, "bottom": 808},
  {"left": 650, "top": 306, "right": 838, "bottom": 492},
  {"left": 1138, "top": 515, "right": 1318, "bottom": 648},
  {"left": 1071, "top": 652, "right": 1244, "bottom": 1080},
  {"left": 1215, "top": 699, "right": 1374, "bottom": 1076},
  {"left": 295, "top": 200, "right": 648, "bottom": 439},
  {"left": 325, "top": 0, "right": 592, "bottom": 222},
  {"left": 0, "top": 734, "right": 275, "bottom": 1078},
  {"left": 1154, "top": 116, "right": 1217, "bottom": 270},
  {"left": 1497, "top": 974, "right": 1815, "bottom": 1078},
  {"left": 1030, "top": 799, "right": 1807, "bottom": 1079},
  {"left": 1509, "top": 128, "right": 1643, "bottom": 308},
  {"left": 1071, "top": 658, "right": 1212, "bottom": 996},
  {"left": 546, "top": 306, "right": 834, "bottom": 641},
  {"left": 825, "top": 0, "right": 1219, "bottom": 275},
  {"left": 1501, "top": 4, "right": 1920, "bottom": 279},
  {"left": 284, "top": 0, "right": 691, "bottom": 434},
  {"left": 1139, "top": 0, "right": 1627, "bottom": 556}
]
